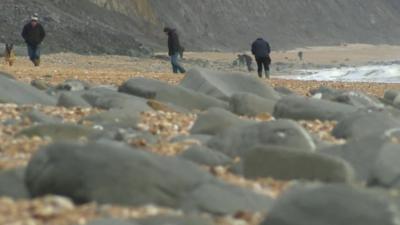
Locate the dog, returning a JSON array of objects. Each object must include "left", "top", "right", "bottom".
[{"left": 4, "top": 44, "right": 16, "bottom": 66}]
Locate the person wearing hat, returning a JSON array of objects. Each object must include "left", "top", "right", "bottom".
[
  {"left": 21, "top": 13, "right": 46, "bottom": 66},
  {"left": 163, "top": 27, "right": 186, "bottom": 74},
  {"left": 251, "top": 37, "right": 271, "bottom": 78}
]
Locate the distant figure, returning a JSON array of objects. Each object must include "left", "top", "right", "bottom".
[
  {"left": 21, "top": 13, "right": 45, "bottom": 66},
  {"left": 251, "top": 38, "right": 271, "bottom": 78},
  {"left": 237, "top": 54, "right": 253, "bottom": 72},
  {"left": 4, "top": 44, "right": 16, "bottom": 66},
  {"left": 298, "top": 51, "right": 303, "bottom": 61},
  {"left": 164, "top": 27, "right": 186, "bottom": 73}
]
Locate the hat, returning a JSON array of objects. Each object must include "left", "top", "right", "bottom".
[{"left": 31, "top": 13, "right": 39, "bottom": 21}]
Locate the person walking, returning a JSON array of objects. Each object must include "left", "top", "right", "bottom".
[
  {"left": 251, "top": 38, "right": 271, "bottom": 78},
  {"left": 164, "top": 27, "right": 186, "bottom": 73},
  {"left": 21, "top": 13, "right": 46, "bottom": 66}
]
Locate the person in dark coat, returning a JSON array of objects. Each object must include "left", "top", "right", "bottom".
[
  {"left": 164, "top": 27, "right": 186, "bottom": 73},
  {"left": 21, "top": 13, "right": 45, "bottom": 66},
  {"left": 251, "top": 38, "right": 271, "bottom": 78}
]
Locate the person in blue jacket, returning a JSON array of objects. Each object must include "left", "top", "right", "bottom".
[{"left": 251, "top": 38, "right": 271, "bottom": 78}]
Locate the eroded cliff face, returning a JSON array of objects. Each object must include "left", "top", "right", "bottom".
[{"left": 1, "top": 0, "right": 400, "bottom": 54}]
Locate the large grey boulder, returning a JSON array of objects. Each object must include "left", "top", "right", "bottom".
[
  {"left": 235, "top": 146, "right": 354, "bottom": 182},
  {"left": 320, "top": 134, "right": 395, "bottom": 181},
  {"left": 229, "top": 92, "right": 276, "bottom": 116},
  {"left": 274, "top": 96, "right": 358, "bottom": 121},
  {"left": 82, "top": 88, "right": 152, "bottom": 113},
  {"left": 0, "top": 73, "right": 56, "bottom": 105},
  {"left": 22, "top": 109, "right": 62, "bottom": 124},
  {"left": 57, "top": 92, "right": 91, "bottom": 108},
  {"left": 17, "top": 123, "right": 100, "bottom": 140},
  {"left": 207, "top": 119, "right": 316, "bottom": 157},
  {"left": 119, "top": 78, "right": 228, "bottom": 111},
  {"left": 136, "top": 215, "right": 215, "bottom": 225},
  {"left": 26, "top": 141, "right": 273, "bottom": 214},
  {"left": 179, "top": 145, "right": 233, "bottom": 166},
  {"left": 261, "top": 184, "right": 399, "bottom": 225},
  {"left": 0, "top": 167, "right": 29, "bottom": 199},
  {"left": 81, "top": 109, "right": 140, "bottom": 129},
  {"left": 369, "top": 143, "right": 400, "bottom": 188},
  {"left": 180, "top": 68, "right": 280, "bottom": 101},
  {"left": 384, "top": 90, "right": 400, "bottom": 104},
  {"left": 332, "top": 111, "right": 400, "bottom": 140},
  {"left": 190, "top": 107, "right": 253, "bottom": 135}
]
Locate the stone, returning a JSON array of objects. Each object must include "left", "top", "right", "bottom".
[
  {"left": 180, "top": 68, "right": 280, "bottom": 101},
  {"left": 119, "top": 77, "right": 228, "bottom": 111},
  {"left": 22, "top": 109, "right": 62, "bottom": 124},
  {"left": 179, "top": 145, "right": 233, "bottom": 166},
  {"left": 136, "top": 215, "right": 215, "bottom": 225},
  {"left": 274, "top": 86, "right": 296, "bottom": 96},
  {"left": 17, "top": 123, "right": 100, "bottom": 140},
  {"left": 55, "top": 79, "right": 91, "bottom": 91},
  {"left": 31, "top": 79, "right": 51, "bottom": 90},
  {"left": 207, "top": 119, "right": 316, "bottom": 157},
  {"left": 234, "top": 146, "right": 354, "bottom": 182},
  {"left": 26, "top": 141, "right": 273, "bottom": 214},
  {"left": 261, "top": 184, "right": 399, "bottom": 225},
  {"left": 57, "top": 92, "right": 91, "bottom": 108},
  {"left": 0, "top": 72, "right": 56, "bottom": 105},
  {"left": 274, "top": 96, "right": 358, "bottom": 121},
  {"left": 0, "top": 167, "right": 29, "bottom": 199},
  {"left": 82, "top": 88, "right": 152, "bottom": 113},
  {"left": 384, "top": 90, "right": 400, "bottom": 104},
  {"left": 86, "top": 219, "right": 138, "bottom": 225},
  {"left": 369, "top": 143, "right": 400, "bottom": 188},
  {"left": 190, "top": 107, "right": 253, "bottom": 135},
  {"left": 320, "top": 134, "right": 395, "bottom": 181},
  {"left": 332, "top": 111, "right": 400, "bottom": 139},
  {"left": 229, "top": 92, "right": 276, "bottom": 116},
  {"left": 81, "top": 109, "right": 140, "bottom": 129}
]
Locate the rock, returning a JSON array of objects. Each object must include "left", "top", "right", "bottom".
[
  {"left": 190, "top": 107, "right": 253, "bottom": 135},
  {"left": 332, "top": 91, "right": 384, "bottom": 109},
  {"left": 320, "top": 134, "right": 395, "bottom": 181},
  {"left": 369, "top": 143, "right": 400, "bottom": 188},
  {"left": 393, "top": 95, "right": 400, "bottom": 108},
  {"left": 332, "top": 111, "right": 400, "bottom": 139},
  {"left": 229, "top": 92, "right": 276, "bottom": 116},
  {"left": 384, "top": 90, "right": 400, "bottom": 104},
  {"left": 274, "top": 96, "right": 358, "bottom": 121},
  {"left": 171, "top": 134, "right": 212, "bottom": 145},
  {"left": 22, "top": 109, "right": 62, "bottom": 124},
  {"left": 261, "top": 184, "right": 399, "bottom": 225},
  {"left": 0, "top": 167, "right": 29, "bottom": 199},
  {"left": 31, "top": 79, "right": 51, "bottom": 90},
  {"left": 82, "top": 88, "right": 152, "bottom": 113},
  {"left": 136, "top": 215, "right": 215, "bottom": 225},
  {"left": 234, "top": 146, "right": 354, "bottom": 182},
  {"left": 26, "top": 141, "right": 273, "bottom": 214},
  {"left": 180, "top": 68, "right": 280, "bottom": 101},
  {"left": 57, "top": 92, "right": 91, "bottom": 108},
  {"left": 207, "top": 119, "right": 316, "bottom": 157},
  {"left": 274, "top": 86, "right": 296, "bottom": 96},
  {"left": 17, "top": 123, "right": 100, "bottom": 140},
  {"left": 119, "top": 77, "right": 228, "bottom": 111},
  {"left": 179, "top": 145, "right": 233, "bottom": 166},
  {"left": 55, "top": 79, "right": 91, "bottom": 91},
  {"left": 0, "top": 72, "right": 56, "bottom": 105},
  {"left": 81, "top": 109, "right": 140, "bottom": 129},
  {"left": 86, "top": 219, "right": 138, "bottom": 225}
]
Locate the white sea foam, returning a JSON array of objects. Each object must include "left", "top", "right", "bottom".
[{"left": 282, "top": 64, "right": 400, "bottom": 83}]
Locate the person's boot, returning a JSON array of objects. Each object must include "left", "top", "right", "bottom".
[
  {"left": 265, "top": 71, "right": 270, "bottom": 79},
  {"left": 258, "top": 72, "right": 262, "bottom": 78},
  {"left": 33, "top": 59, "right": 40, "bottom": 67}
]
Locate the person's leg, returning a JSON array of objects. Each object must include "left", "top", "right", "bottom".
[
  {"left": 172, "top": 53, "right": 186, "bottom": 73},
  {"left": 27, "top": 45, "right": 35, "bottom": 62},
  {"left": 255, "top": 57, "right": 262, "bottom": 78},
  {"left": 265, "top": 56, "right": 271, "bottom": 78},
  {"left": 33, "top": 45, "right": 41, "bottom": 66},
  {"left": 170, "top": 54, "right": 178, "bottom": 73}
]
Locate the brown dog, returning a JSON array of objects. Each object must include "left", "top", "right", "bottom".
[{"left": 4, "top": 44, "right": 16, "bottom": 66}]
